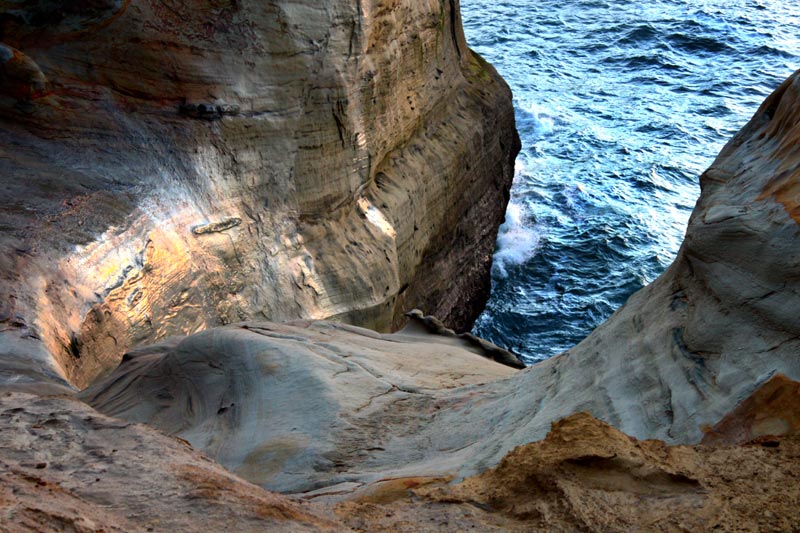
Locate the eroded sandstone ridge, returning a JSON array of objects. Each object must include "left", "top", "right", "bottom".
[
  {"left": 2, "top": 3, "right": 800, "bottom": 532},
  {"left": 0, "top": 0, "right": 518, "bottom": 389},
  {"left": 3, "top": 392, "right": 798, "bottom": 532},
  {"left": 78, "top": 70, "right": 800, "bottom": 498},
  {"left": 2, "top": 68, "right": 800, "bottom": 531}
]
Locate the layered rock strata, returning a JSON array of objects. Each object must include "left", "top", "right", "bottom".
[
  {"left": 0, "top": 0, "right": 518, "bottom": 389},
  {"left": 1, "top": 3, "right": 799, "bottom": 532},
  {"left": 82, "top": 70, "right": 800, "bottom": 498}
]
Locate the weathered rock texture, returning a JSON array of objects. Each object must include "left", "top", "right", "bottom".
[
  {"left": 80, "top": 319, "right": 518, "bottom": 493},
  {"left": 3, "top": 392, "right": 798, "bottom": 532},
  {"left": 0, "top": 391, "right": 339, "bottom": 532},
  {"left": 80, "top": 70, "right": 800, "bottom": 499},
  {"left": 395, "top": 413, "right": 800, "bottom": 532},
  {"left": 701, "top": 374, "right": 800, "bottom": 446},
  {"left": 2, "top": 6, "right": 800, "bottom": 533},
  {"left": 0, "top": 0, "right": 518, "bottom": 389}
]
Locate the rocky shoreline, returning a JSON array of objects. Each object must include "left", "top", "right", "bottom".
[
  {"left": 0, "top": 0, "right": 518, "bottom": 391},
  {"left": 1, "top": 1, "right": 800, "bottom": 531}
]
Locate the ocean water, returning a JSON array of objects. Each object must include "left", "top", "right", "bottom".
[{"left": 462, "top": 0, "right": 800, "bottom": 363}]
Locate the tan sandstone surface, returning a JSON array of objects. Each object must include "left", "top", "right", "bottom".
[
  {"left": 3, "top": 392, "right": 798, "bottom": 532},
  {"left": 75, "top": 70, "right": 800, "bottom": 503},
  {"left": 1, "top": 1, "right": 800, "bottom": 532},
  {"left": 0, "top": 391, "right": 340, "bottom": 533},
  {"left": 0, "top": 0, "right": 518, "bottom": 390},
  {"left": 340, "top": 412, "right": 800, "bottom": 532}
]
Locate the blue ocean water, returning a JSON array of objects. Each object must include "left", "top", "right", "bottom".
[{"left": 462, "top": 0, "right": 800, "bottom": 363}]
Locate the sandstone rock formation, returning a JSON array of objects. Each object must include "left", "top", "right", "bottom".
[
  {"left": 701, "top": 374, "right": 800, "bottom": 446},
  {"left": 0, "top": 391, "right": 338, "bottom": 532},
  {"left": 78, "top": 70, "right": 800, "bottom": 501},
  {"left": 0, "top": 0, "right": 518, "bottom": 390},
  {"left": 80, "top": 318, "right": 519, "bottom": 493},
  {"left": 3, "top": 393, "right": 798, "bottom": 532},
  {"left": 1, "top": 2, "right": 800, "bottom": 531},
  {"left": 355, "top": 412, "right": 800, "bottom": 532}
]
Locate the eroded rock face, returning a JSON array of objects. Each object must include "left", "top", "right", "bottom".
[
  {"left": 0, "top": 392, "right": 339, "bottom": 532},
  {"left": 80, "top": 70, "right": 800, "bottom": 498},
  {"left": 2, "top": 6, "right": 799, "bottom": 532},
  {"left": 701, "top": 374, "right": 800, "bottom": 446},
  {"left": 409, "top": 413, "right": 800, "bottom": 532},
  {"left": 0, "top": 0, "right": 518, "bottom": 389},
  {"left": 5, "top": 392, "right": 797, "bottom": 532}
]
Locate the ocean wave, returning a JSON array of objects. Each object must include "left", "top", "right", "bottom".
[
  {"left": 492, "top": 200, "right": 541, "bottom": 279},
  {"left": 517, "top": 101, "right": 555, "bottom": 139},
  {"left": 462, "top": 0, "right": 800, "bottom": 363}
]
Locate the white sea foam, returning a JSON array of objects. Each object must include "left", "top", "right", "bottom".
[
  {"left": 520, "top": 101, "right": 555, "bottom": 138},
  {"left": 493, "top": 200, "right": 541, "bottom": 278}
]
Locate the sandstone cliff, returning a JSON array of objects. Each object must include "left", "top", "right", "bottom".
[
  {"left": 0, "top": 0, "right": 518, "bottom": 390},
  {"left": 78, "top": 70, "right": 800, "bottom": 496},
  {"left": 2, "top": 67, "right": 799, "bottom": 533}
]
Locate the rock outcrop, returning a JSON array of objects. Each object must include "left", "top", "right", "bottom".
[
  {"left": 3, "top": 393, "right": 798, "bottom": 532},
  {"left": 0, "top": 391, "right": 338, "bottom": 532},
  {"left": 0, "top": 0, "right": 518, "bottom": 390},
  {"left": 80, "top": 319, "right": 519, "bottom": 493},
  {"left": 77, "top": 70, "right": 800, "bottom": 500},
  {"left": 380, "top": 413, "right": 800, "bottom": 532},
  {"left": 701, "top": 374, "right": 800, "bottom": 446},
  {"left": 1, "top": 2, "right": 800, "bottom": 531}
]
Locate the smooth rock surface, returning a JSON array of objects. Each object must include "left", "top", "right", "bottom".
[
  {"left": 0, "top": 391, "right": 339, "bottom": 532},
  {"left": 80, "top": 319, "right": 518, "bottom": 493},
  {"left": 83, "top": 70, "right": 800, "bottom": 497},
  {"left": 0, "top": 0, "right": 518, "bottom": 389}
]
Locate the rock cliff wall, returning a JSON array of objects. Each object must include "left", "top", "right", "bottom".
[
  {"left": 2, "top": 4, "right": 799, "bottom": 532},
  {"left": 0, "top": 0, "right": 518, "bottom": 389},
  {"left": 81, "top": 69, "right": 800, "bottom": 498}
]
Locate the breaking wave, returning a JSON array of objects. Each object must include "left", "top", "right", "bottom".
[{"left": 463, "top": 0, "right": 800, "bottom": 363}]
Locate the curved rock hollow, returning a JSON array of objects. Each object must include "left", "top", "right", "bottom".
[
  {"left": 2, "top": 1, "right": 800, "bottom": 530},
  {"left": 82, "top": 70, "right": 800, "bottom": 499},
  {"left": 0, "top": 0, "right": 519, "bottom": 389}
]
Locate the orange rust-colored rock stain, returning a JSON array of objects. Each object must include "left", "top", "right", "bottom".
[{"left": 702, "top": 374, "right": 800, "bottom": 446}]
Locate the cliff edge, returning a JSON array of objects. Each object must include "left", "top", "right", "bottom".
[
  {"left": 2, "top": 3, "right": 800, "bottom": 532},
  {"left": 0, "top": 0, "right": 518, "bottom": 390},
  {"left": 81, "top": 69, "right": 800, "bottom": 499}
]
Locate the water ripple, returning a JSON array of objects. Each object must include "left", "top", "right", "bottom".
[{"left": 463, "top": 0, "right": 800, "bottom": 363}]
